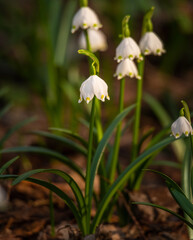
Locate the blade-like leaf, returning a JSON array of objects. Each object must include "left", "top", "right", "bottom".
[
  {"left": 0, "top": 117, "right": 36, "bottom": 147},
  {"left": 0, "top": 146, "right": 84, "bottom": 179},
  {"left": 12, "top": 169, "right": 86, "bottom": 217},
  {"left": 132, "top": 201, "right": 193, "bottom": 229},
  {"left": 145, "top": 169, "right": 184, "bottom": 194},
  {"left": 168, "top": 186, "right": 193, "bottom": 220},
  {"left": 49, "top": 128, "right": 88, "bottom": 147},
  {"left": 0, "top": 174, "right": 83, "bottom": 231},
  {"left": 30, "top": 130, "right": 87, "bottom": 156},
  {"left": 0, "top": 156, "right": 19, "bottom": 174},
  {"left": 91, "top": 136, "right": 177, "bottom": 232},
  {"left": 152, "top": 160, "right": 181, "bottom": 169},
  {"left": 89, "top": 105, "right": 135, "bottom": 202},
  {"left": 144, "top": 93, "right": 185, "bottom": 161},
  {"left": 182, "top": 140, "right": 192, "bottom": 199}
]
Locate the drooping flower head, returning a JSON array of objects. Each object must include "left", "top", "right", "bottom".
[
  {"left": 78, "top": 75, "right": 110, "bottom": 104},
  {"left": 79, "top": 29, "right": 107, "bottom": 52},
  {"left": 114, "top": 58, "right": 141, "bottom": 80},
  {"left": 139, "top": 31, "right": 165, "bottom": 56},
  {"left": 115, "top": 37, "right": 142, "bottom": 62},
  {"left": 71, "top": 7, "right": 102, "bottom": 33},
  {"left": 139, "top": 7, "right": 165, "bottom": 56},
  {"left": 171, "top": 116, "right": 193, "bottom": 138}
]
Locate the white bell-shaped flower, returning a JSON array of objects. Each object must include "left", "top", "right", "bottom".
[
  {"left": 78, "top": 75, "right": 110, "bottom": 104},
  {"left": 139, "top": 32, "right": 166, "bottom": 56},
  {"left": 115, "top": 37, "right": 142, "bottom": 62},
  {"left": 171, "top": 116, "right": 193, "bottom": 138},
  {"left": 71, "top": 7, "right": 102, "bottom": 33},
  {"left": 114, "top": 58, "right": 141, "bottom": 80},
  {"left": 79, "top": 29, "right": 107, "bottom": 52}
]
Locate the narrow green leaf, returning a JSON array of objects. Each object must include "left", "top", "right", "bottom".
[
  {"left": 30, "top": 130, "right": 87, "bottom": 156},
  {"left": 182, "top": 140, "right": 192, "bottom": 200},
  {"left": 89, "top": 105, "right": 135, "bottom": 202},
  {"left": 144, "top": 93, "right": 185, "bottom": 161},
  {"left": 132, "top": 201, "right": 193, "bottom": 229},
  {"left": 144, "top": 93, "right": 171, "bottom": 127},
  {"left": 54, "top": 0, "right": 76, "bottom": 66},
  {"left": 138, "top": 127, "right": 154, "bottom": 152},
  {"left": 168, "top": 187, "right": 193, "bottom": 220},
  {"left": 145, "top": 169, "right": 184, "bottom": 194},
  {"left": 0, "top": 174, "right": 83, "bottom": 232},
  {"left": 152, "top": 160, "right": 181, "bottom": 168},
  {"left": 0, "top": 117, "right": 36, "bottom": 147},
  {"left": 12, "top": 169, "right": 85, "bottom": 216},
  {"left": 0, "top": 156, "right": 19, "bottom": 174},
  {"left": 91, "top": 136, "right": 177, "bottom": 232},
  {"left": 0, "top": 146, "right": 84, "bottom": 179},
  {"left": 49, "top": 128, "right": 88, "bottom": 147}
]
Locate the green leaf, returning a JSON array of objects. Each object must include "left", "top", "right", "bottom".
[
  {"left": 0, "top": 146, "right": 84, "bottom": 179},
  {"left": 0, "top": 116, "right": 36, "bottom": 147},
  {"left": 91, "top": 136, "right": 177, "bottom": 232},
  {"left": 12, "top": 169, "right": 86, "bottom": 218},
  {"left": 54, "top": 0, "right": 76, "bottom": 66},
  {"left": 145, "top": 169, "right": 184, "bottom": 194},
  {"left": 88, "top": 105, "right": 135, "bottom": 204},
  {"left": 146, "top": 169, "right": 193, "bottom": 220},
  {"left": 49, "top": 128, "right": 88, "bottom": 148},
  {"left": 30, "top": 130, "right": 87, "bottom": 156},
  {"left": 182, "top": 140, "right": 192, "bottom": 200},
  {"left": 144, "top": 93, "right": 171, "bottom": 127},
  {"left": 144, "top": 93, "right": 185, "bottom": 161},
  {"left": 168, "top": 187, "right": 193, "bottom": 220},
  {"left": 132, "top": 201, "right": 193, "bottom": 229},
  {"left": 0, "top": 174, "right": 83, "bottom": 232},
  {"left": 152, "top": 160, "right": 181, "bottom": 169},
  {"left": 0, "top": 156, "right": 19, "bottom": 174}
]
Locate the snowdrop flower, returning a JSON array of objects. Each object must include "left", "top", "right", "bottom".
[
  {"left": 115, "top": 37, "right": 142, "bottom": 62},
  {"left": 114, "top": 58, "right": 141, "bottom": 80},
  {"left": 171, "top": 116, "right": 193, "bottom": 138},
  {"left": 139, "top": 32, "right": 166, "bottom": 56},
  {"left": 71, "top": 7, "right": 102, "bottom": 33},
  {"left": 78, "top": 75, "right": 110, "bottom": 104},
  {"left": 79, "top": 29, "right": 107, "bottom": 52}
]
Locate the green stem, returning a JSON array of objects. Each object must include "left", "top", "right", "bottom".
[
  {"left": 85, "top": 96, "right": 96, "bottom": 233},
  {"left": 109, "top": 78, "right": 125, "bottom": 183},
  {"left": 84, "top": 29, "right": 104, "bottom": 140},
  {"left": 131, "top": 59, "right": 145, "bottom": 162},
  {"left": 80, "top": 0, "right": 88, "bottom": 7},
  {"left": 95, "top": 99, "right": 103, "bottom": 141},
  {"left": 182, "top": 136, "right": 193, "bottom": 238}
]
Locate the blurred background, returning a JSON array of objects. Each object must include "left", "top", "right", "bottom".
[{"left": 0, "top": 0, "right": 193, "bottom": 132}]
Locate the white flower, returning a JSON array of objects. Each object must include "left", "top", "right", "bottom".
[
  {"left": 115, "top": 37, "right": 142, "bottom": 62},
  {"left": 78, "top": 75, "right": 110, "bottom": 104},
  {"left": 171, "top": 116, "right": 193, "bottom": 138},
  {"left": 114, "top": 58, "right": 141, "bottom": 80},
  {"left": 139, "top": 32, "right": 166, "bottom": 56},
  {"left": 71, "top": 7, "right": 102, "bottom": 33},
  {"left": 79, "top": 29, "right": 107, "bottom": 52}
]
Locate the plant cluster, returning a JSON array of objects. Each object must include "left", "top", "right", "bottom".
[{"left": 0, "top": 0, "right": 193, "bottom": 239}]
